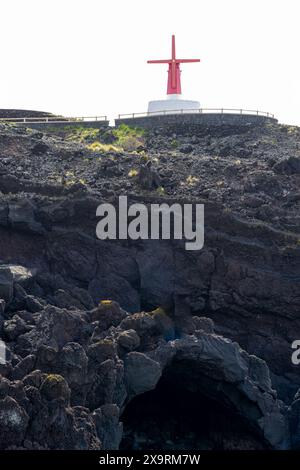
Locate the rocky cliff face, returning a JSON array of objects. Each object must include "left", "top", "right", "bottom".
[{"left": 0, "top": 120, "right": 299, "bottom": 449}]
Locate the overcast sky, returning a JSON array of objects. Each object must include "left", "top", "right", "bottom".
[{"left": 0, "top": 0, "right": 299, "bottom": 125}]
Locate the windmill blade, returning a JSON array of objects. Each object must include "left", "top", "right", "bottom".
[
  {"left": 147, "top": 60, "right": 171, "bottom": 64},
  {"left": 172, "top": 35, "right": 176, "bottom": 60},
  {"left": 177, "top": 59, "right": 201, "bottom": 63}
]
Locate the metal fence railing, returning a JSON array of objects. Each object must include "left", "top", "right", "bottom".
[
  {"left": 0, "top": 109, "right": 276, "bottom": 124},
  {"left": 118, "top": 108, "right": 275, "bottom": 119},
  {"left": 0, "top": 115, "right": 107, "bottom": 124}
]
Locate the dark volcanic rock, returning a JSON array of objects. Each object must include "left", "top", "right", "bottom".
[
  {"left": 31, "top": 141, "right": 50, "bottom": 156},
  {"left": 138, "top": 161, "right": 161, "bottom": 190},
  {"left": 273, "top": 156, "right": 300, "bottom": 175},
  {"left": 89, "top": 275, "right": 140, "bottom": 313},
  {"left": 0, "top": 266, "right": 14, "bottom": 304},
  {"left": 0, "top": 120, "right": 299, "bottom": 449},
  {"left": 124, "top": 352, "right": 162, "bottom": 397},
  {"left": 40, "top": 374, "right": 70, "bottom": 402},
  {"left": 89, "top": 301, "right": 127, "bottom": 328},
  {"left": 179, "top": 143, "right": 193, "bottom": 154},
  {"left": 0, "top": 396, "right": 29, "bottom": 447}
]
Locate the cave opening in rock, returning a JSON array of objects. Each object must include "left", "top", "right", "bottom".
[{"left": 120, "top": 359, "right": 268, "bottom": 450}]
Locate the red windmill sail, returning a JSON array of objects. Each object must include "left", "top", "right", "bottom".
[{"left": 147, "top": 35, "right": 200, "bottom": 95}]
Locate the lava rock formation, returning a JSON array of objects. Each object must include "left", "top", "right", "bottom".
[{"left": 0, "top": 120, "right": 299, "bottom": 449}]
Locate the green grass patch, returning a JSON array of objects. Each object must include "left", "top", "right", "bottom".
[
  {"left": 87, "top": 141, "right": 122, "bottom": 153},
  {"left": 112, "top": 124, "right": 145, "bottom": 151}
]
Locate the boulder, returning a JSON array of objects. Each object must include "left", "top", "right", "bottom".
[
  {"left": 22, "top": 370, "right": 45, "bottom": 389},
  {"left": 11, "top": 354, "right": 36, "bottom": 380},
  {"left": 40, "top": 374, "right": 70, "bottom": 403},
  {"left": 93, "top": 404, "right": 123, "bottom": 450},
  {"left": 124, "top": 352, "right": 162, "bottom": 396},
  {"left": 0, "top": 264, "right": 35, "bottom": 308},
  {"left": 58, "top": 342, "right": 88, "bottom": 405},
  {"left": 4, "top": 315, "right": 30, "bottom": 341},
  {"left": 87, "top": 339, "right": 117, "bottom": 367},
  {"left": 117, "top": 330, "right": 140, "bottom": 352},
  {"left": 87, "top": 359, "right": 117, "bottom": 409},
  {"left": 137, "top": 160, "right": 161, "bottom": 190},
  {"left": 36, "top": 345, "right": 57, "bottom": 370},
  {"left": 0, "top": 396, "right": 29, "bottom": 448},
  {"left": 18, "top": 305, "right": 86, "bottom": 353},
  {"left": 89, "top": 300, "right": 126, "bottom": 329},
  {"left": 31, "top": 141, "right": 50, "bottom": 155}
]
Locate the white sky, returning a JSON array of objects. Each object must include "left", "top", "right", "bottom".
[{"left": 0, "top": 0, "right": 299, "bottom": 125}]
